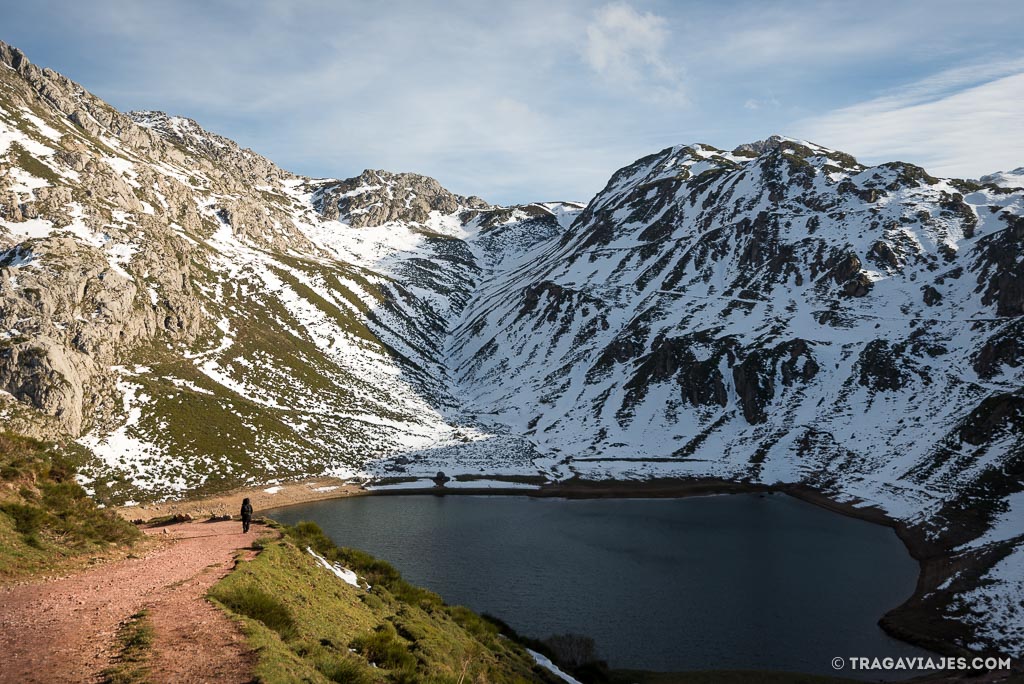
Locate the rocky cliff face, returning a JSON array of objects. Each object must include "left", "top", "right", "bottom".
[
  {"left": 0, "top": 44, "right": 206, "bottom": 437},
  {"left": 1, "top": 41, "right": 1023, "bottom": 657},
  {"left": 312, "top": 169, "right": 489, "bottom": 227}
]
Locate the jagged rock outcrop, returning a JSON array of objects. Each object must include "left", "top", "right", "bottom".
[
  {"left": 975, "top": 214, "right": 1024, "bottom": 316},
  {"left": 312, "top": 169, "right": 488, "bottom": 227},
  {"left": 623, "top": 333, "right": 733, "bottom": 410}
]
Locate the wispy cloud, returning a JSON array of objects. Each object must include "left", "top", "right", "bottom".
[
  {"left": 743, "top": 96, "right": 779, "bottom": 111},
  {"left": 797, "top": 61, "right": 1024, "bottom": 178},
  {"left": 3, "top": 0, "right": 1023, "bottom": 201},
  {"left": 581, "top": 2, "right": 683, "bottom": 102}
]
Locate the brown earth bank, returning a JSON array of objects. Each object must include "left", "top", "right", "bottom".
[
  {"left": 0, "top": 519, "right": 275, "bottom": 683},
  {"left": 115, "top": 475, "right": 1022, "bottom": 681},
  {"left": 112, "top": 476, "right": 367, "bottom": 521}
]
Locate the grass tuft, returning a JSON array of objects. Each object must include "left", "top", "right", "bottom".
[
  {"left": 101, "top": 610, "right": 154, "bottom": 684},
  {"left": 210, "top": 583, "right": 297, "bottom": 641},
  {"left": 315, "top": 652, "right": 372, "bottom": 683},
  {"left": 349, "top": 623, "right": 416, "bottom": 670}
]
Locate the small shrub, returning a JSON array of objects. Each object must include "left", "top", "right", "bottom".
[
  {"left": 350, "top": 623, "right": 416, "bottom": 670},
  {"left": 359, "top": 592, "right": 383, "bottom": 611},
  {"left": 212, "top": 584, "right": 296, "bottom": 640},
  {"left": 0, "top": 463, "right": 24, "bottom": 480},
  {"left": 42, "top": 480, "right": 87, "bottom": 509},
  {"left": 391, "top": 581, "right": 443, "bottom": 610},
  {"left": 1, "top": 503, "right": 45, "bottom": 537},
  {"left": 315, "top": 653, "right": 371, "bottom": 684},
  {"left": 448, "top": 605, "right": 499, "bottom": 642},
  {"left": 388, "top": 664, "right": 421, "bottom": 684},
  {"left": 85, "top": 513, "right": 140, "bottom": 546},
  {"left": 391, "top": 612, "right": 427, "bottom": 644},
  {"left": 287, "top": 521, "right": 335, "bottom": 555}
]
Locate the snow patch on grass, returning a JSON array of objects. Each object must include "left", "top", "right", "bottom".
[
  {"left": 526, "top": 649, "right": 582, "bottom": 684},
  {"left": 306, "top": 547, "right": 362, "bottom": 588}
]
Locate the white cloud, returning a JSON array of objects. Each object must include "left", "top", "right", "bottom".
[
  {"left": 744, "top": 96, "right": 779, "bottom": 111},
  {"left": 582, "top": 2, "right": 683, "bottom": 101},
  {"left": 8, "top": 0, "right": 1023, "bottom": 202},
  {"left": 797, "top": 64, "right": 1024, "bottom": 179},
  {"left": 824, "top": 58, "right": 1024, "bottom": 115}
]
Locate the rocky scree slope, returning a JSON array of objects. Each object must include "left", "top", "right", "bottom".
[{"left": 1, "top": 41, "right": 1023, "bottom": 657}]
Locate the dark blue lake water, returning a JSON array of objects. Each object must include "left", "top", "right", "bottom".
[{"left": 267, "top": 492, "right": 934, "bottom": 678}]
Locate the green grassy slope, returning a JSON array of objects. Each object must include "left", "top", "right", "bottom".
[
  {"left": 209, "top": 521, "right": 560, "bottom": 683},
  {"left": 0, "top": 432, "right": 140, "bottom": 579}
]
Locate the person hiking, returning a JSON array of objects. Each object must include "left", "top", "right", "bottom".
[{"left": 240, "top": 497, "right": 253, "bottom": 533}]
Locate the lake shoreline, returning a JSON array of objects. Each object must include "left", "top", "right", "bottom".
[
  {"left": 113, "top": 476, "right": 367, "bottom": 521},
  {"left": 119, "top": 475, "right": 997, "bottom": 674},
  {"left": 376, "top": 479, "right": 984, "bottom": 662}
]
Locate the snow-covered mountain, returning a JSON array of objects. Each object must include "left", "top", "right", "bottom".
[
  {"left": 451, "top": 138, "right": 1023, "bottom": 514},
  {"left": 1, "top": 41, "right": 1023, "bottom": 658},
  {"left": 980, "top": 167, "right": 1024, "bottom": 189}
]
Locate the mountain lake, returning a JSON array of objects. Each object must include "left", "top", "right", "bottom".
[{"left": 266, "top": 492, "right": 936, "bottom": 678}]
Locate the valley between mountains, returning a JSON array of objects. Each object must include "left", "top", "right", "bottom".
[{"left": 1, "top": 40, "right": 1023, "bottom": 661}]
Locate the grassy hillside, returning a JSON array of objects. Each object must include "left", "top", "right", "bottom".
[
  {"left": 209, "top": 521, "right": 560, "bottom": 683},
  {"left": 0, "top": 432, "right": 140, "bottom": 579}
]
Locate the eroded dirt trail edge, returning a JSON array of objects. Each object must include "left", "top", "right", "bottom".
[{"left": 0, "top": 520, "right": 274, "bottom": 683}]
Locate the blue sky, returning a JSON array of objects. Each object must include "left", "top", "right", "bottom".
[{"left": 3, "top": 0, "right": 1022, "bottom": 204}]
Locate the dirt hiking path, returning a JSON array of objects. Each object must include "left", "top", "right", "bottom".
[
  {"left": 115, "top": 478, "right": 364, "bottom": 522},
  {"left": 0, "top": 520, "right": 274, "bottom": 683}
]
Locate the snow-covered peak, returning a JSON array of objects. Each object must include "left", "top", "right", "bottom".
[
  {"left": 980, "top": 167, "right": 1024, "bottom": 189},
  {"left": 731, "top": 134, "right": 852, "bottom": 160},
  {"left": 309, "top": 168, "right": 490, "bottom": 229},
  {"left": 129, "top": 109, "right": 256, "bottom": 160},
  {"left": 588, "top": 136, "right": 869, "bottom": 218}
]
